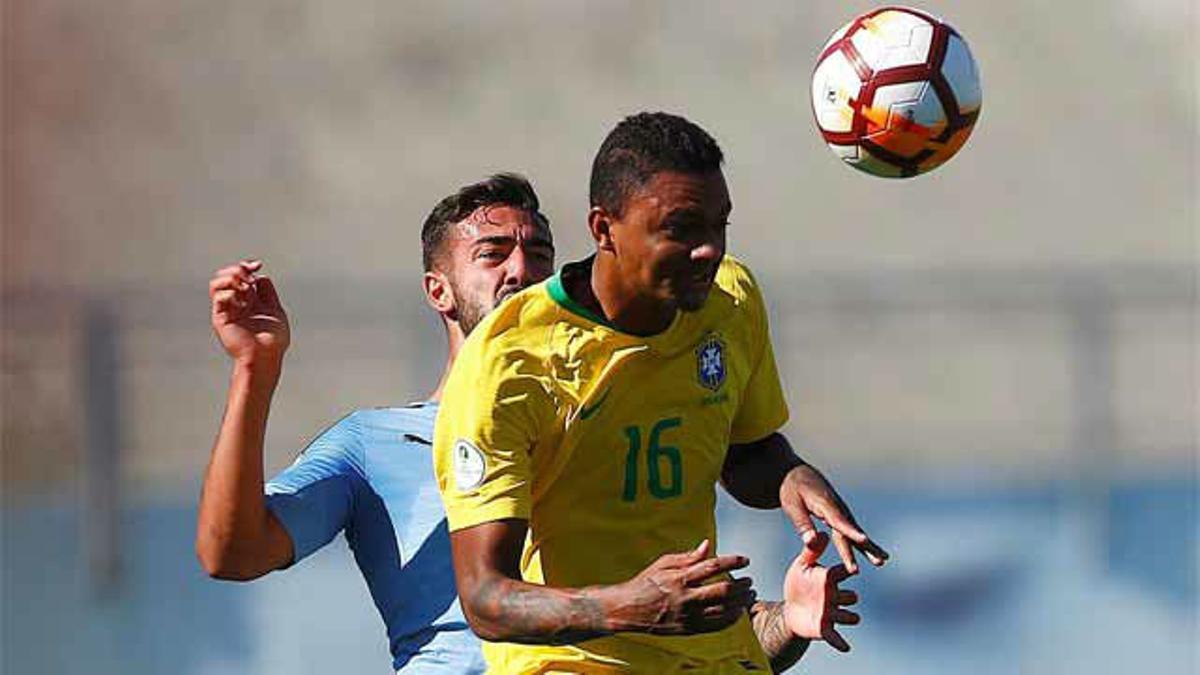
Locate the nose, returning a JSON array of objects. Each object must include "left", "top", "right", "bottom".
[
  {"left": 690, "top": 221, "right": 726, "bottom": 265},
  {"left": 503, "top": 247, "right": 537, "bottom": 288},
  {"left": 690, "top": 240, "right": 724, "bottom": 264}
]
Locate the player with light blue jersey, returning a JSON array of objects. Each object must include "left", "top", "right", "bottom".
[
  {"left": 197, "top": 172, "right": 885, "bottom": 674},
  {"left": 264, "top": 404, "right": 481, "bottom": 672},
  {"left": 196, "top": 175, "right": 562, "bottom": 673}
]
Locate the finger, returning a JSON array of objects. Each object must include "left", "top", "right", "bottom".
[
  {"left": 828, "top": 563, "right": 853, "bottom": 584},
  {"left": 698, "top": 598, "right": 754, "bottom": 622},
  {"left": 212, "top": 288, "right": 250, "bottom": 317},
  {"left": 209, "top": 272, "right": 253, "bottom": 297},
  {"left": 833, "top": 609, "right": 860, "bottom": 625},
  {"left": 836, "top": 590, "right": 858, "bottom": 606},
  {"left": 784, "top": 496, "right": 820, "bottom": 545},
  {"left": 253, "top": 276, "right": 285, "bottom": 313},
  {"left": 857, "top": 537, "right": 890, "bottom": 566},
  {"left": 823, "top": 627, "right": 852, "bottom": 652},
  {"left": 693, "top": 604, "right": 747, "bottom": 633},
  {"left": 818, "top": 497, "right": 870, "bottom": 545},
  {"left": 827, "top": 495, "right": 890, "bottom": 566},
  {"left": 698, "top": 588, "right": 757, "bottom": 615},
  {"left": 832, "top": 530, "right": 860, "bottom": 575},
  {"left": 651, "top": 540, "right": 711, "bottom": 570},
  {"left": 687, "top": 577, "right": 754, "bottom": 604},
  {"left": 798, "top": 531, "right": 829, "bottom": 567},
  {"left": 216, "top": 262, "right": 255, "bottom": 282},
  {"left": 683, "top": 553, "right": 749, "bottom": 584}
]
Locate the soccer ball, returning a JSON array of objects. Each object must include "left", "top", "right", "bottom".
[{"left": 810, "top": 6, "right": 982, "bottom": 178}]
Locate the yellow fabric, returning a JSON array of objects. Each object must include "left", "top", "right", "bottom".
[{"left": 434, "top": 255, "right": 788, "bottom": 673}]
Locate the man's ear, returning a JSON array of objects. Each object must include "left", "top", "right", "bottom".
[
  {"left": 588, "top": 206, "right": 616, "bottom": 253},
  {"left": 423, "top": 269, "right": 457, "bottom": 318}
]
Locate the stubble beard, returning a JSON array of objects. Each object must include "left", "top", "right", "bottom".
[{"left": 454, "top": 290, "right": 493, "bottom": 338}]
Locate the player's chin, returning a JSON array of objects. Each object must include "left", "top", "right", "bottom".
[{"left": 675, "top": 282, "right": 713, "bottom": 312}]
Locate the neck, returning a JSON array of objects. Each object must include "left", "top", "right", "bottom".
[
  {"left": 589, "top": 253, "right": 675, "bottom": 336},
  {"left": 428, "top": 321, "right": 468, "bottom": 402}
]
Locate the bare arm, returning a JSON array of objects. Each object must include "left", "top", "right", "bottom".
[
  {"left": 722, "top": 432, "right": 803, "bottom": 509},
  {"left": 195, "top": 261, "right": 294, "bottom": 580},
  {"left": 450, "top": 519, "right": 757, "bottom": 644}
]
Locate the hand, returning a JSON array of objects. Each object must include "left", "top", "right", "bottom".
[
  {"left": 780, "top": 463, "right": 889, "bottom": 574},
  {"left": 607, "top": 540, "right": 756, "bottom": 635},
  {"left": 209, "top": 260, "right": 290, "bottom": 370},
  {"left": 782, "top": 531, "right": 860, "bottom": 652}
]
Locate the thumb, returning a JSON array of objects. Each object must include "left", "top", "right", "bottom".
[
  {"left": 689, "top": 538, "right": 712, "bottom": 561},
  {"left": 799, "top": 531, "right": 829, "bottom": 567}
]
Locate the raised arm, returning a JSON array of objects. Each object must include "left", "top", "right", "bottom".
[
  {"left": 195, "top": 260, "right": 294, "bottom": 580},
  {"left": 449, "top": 519, "right": 757, "bottom": 644}
]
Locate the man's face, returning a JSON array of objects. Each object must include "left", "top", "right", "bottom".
[
  {"left": 444, "top": 204, "right": 555, "bottom": 335},
  {"left": 608, "top": 170, "right": 730, "bottom": 312}
]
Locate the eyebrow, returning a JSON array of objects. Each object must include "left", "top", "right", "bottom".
[{"left": 473, "top": 235, "right": 555, "bottom": 250}]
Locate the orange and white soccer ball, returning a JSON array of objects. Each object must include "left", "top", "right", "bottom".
[{"left": 811, "top": 6, "right": 982, "bottom": 178}]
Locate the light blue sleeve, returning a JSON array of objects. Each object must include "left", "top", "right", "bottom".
[{"left": 265, "top": 412, "right": 366, "bottom": 563}]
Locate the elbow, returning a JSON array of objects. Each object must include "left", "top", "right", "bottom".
[
  {"left": 458, "top": 576, "right": 529, "bottom": 642},
  {"left": 195, "top": 534, "right": 265, "bottom": 581},
  {"left": 460, "top": 599, "right": 509, "bottom": 642}
]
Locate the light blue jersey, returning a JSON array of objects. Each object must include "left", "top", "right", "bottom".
[{"left": 265, "top": 402, "right": 485, "bottom": 674}]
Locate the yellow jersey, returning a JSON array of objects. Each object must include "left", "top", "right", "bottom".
[{"left": 434, "top": 255, "right": 789, "bottom": 674}]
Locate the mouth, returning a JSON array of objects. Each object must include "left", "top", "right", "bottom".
[
  {"left": 685, "top": 267, "right": 718, "bottom": 288},
  {"left": 495, "top": 285, "right": 526, "bottom": 304}
]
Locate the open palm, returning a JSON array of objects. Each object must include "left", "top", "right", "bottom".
[{"left": 781, "top": 531, "right": 860, "bottom": 652}]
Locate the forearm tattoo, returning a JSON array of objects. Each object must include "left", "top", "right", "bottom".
[
  {"left": 750, "top": 601, "right": 810, "bottom": 673},
  {"left": 472, "top": 577, "right": 609, "bottom": 645}
]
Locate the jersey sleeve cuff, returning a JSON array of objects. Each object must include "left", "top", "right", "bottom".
[
  {"left": 445, "top": 498, "right": 531, "bottom": 532},
  {"left": 729, "top": 408, "right": 790, "bottom": 445},
  {"left": 264, "top": 492, "right": 322, "bottom": 563}
]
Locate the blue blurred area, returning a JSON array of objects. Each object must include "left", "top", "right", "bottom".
[
  {"left": 4, "top": 479, "right": 1194, "bottom": 675},
  {"left": 719, "top": 478, "right": 1198, "bottom": 674}
]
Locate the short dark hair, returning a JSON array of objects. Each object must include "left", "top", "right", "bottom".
[
  {"left": 589, "top": 112, "right": 725, "bottom": 217},
  {"left": 421, "top": 172, "right": 546, "bottom": 272}
]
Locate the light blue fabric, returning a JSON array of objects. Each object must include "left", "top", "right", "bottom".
[{"left": 265, "top": 403, "right": 485, "bottom": 674}]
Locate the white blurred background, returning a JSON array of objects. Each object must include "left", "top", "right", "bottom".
[{"left": 3, "top": 1, "right": 1195, "bottom": 673}]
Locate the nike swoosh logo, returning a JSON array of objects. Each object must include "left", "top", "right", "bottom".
[{"left": 578, "top": 388, "right": 611, "bottom": 420}]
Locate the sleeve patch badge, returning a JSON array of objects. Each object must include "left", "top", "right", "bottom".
[{"left": 453, "top": 439, "right": 487, "bottom": 492}]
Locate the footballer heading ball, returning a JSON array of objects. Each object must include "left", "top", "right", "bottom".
[{"left": 811, "top": 6, "right": 982, "bottom": 178}]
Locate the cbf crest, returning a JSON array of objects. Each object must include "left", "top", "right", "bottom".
[{"left": 696, "top": 333, "right": 727, "bottom": 391}]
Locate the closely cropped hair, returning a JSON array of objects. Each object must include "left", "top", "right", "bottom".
[
  {"left": 421, "top": 173, "right": 545, "bottom": 272},
  {"left": 589, "top": 112, "right": 724, "bottom": 217}
]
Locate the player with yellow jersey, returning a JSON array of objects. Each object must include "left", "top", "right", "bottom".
[{"left": 435, "top": 112, "right": 886, "bottom": 674}]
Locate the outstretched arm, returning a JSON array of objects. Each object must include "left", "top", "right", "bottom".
[
  {"left": 195, "top": 260, "right": 294, "bottom": 580},
  {"left": 723, "top": 432, "right": 889, "bottom": 573},
  {"left": 450, "top": 519, "right": 758, "bottom": 644}
]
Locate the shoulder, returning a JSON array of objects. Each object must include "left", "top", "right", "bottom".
[
  {"left": 454, "top": 281, "right": 559, "bottom": 382},
  {"left": 707, "top": 254, "right": 769, "bottom": 328},
  {"left": 352, "top": 403, "right": 438, "bottom": 437},
  {"left": 286, "top": 410, "right": 372, "bottom": 473},
  {"left": 714, "top": 254, "right": 764, "bottom": 306}
]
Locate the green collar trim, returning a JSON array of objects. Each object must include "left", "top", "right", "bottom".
[{"left": 547, "top": 270, "right": 613, "bottom": 327}]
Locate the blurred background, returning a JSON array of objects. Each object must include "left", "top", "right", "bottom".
[{"left": 2, "top": 0, "right": 1195, "bottom": 673}]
